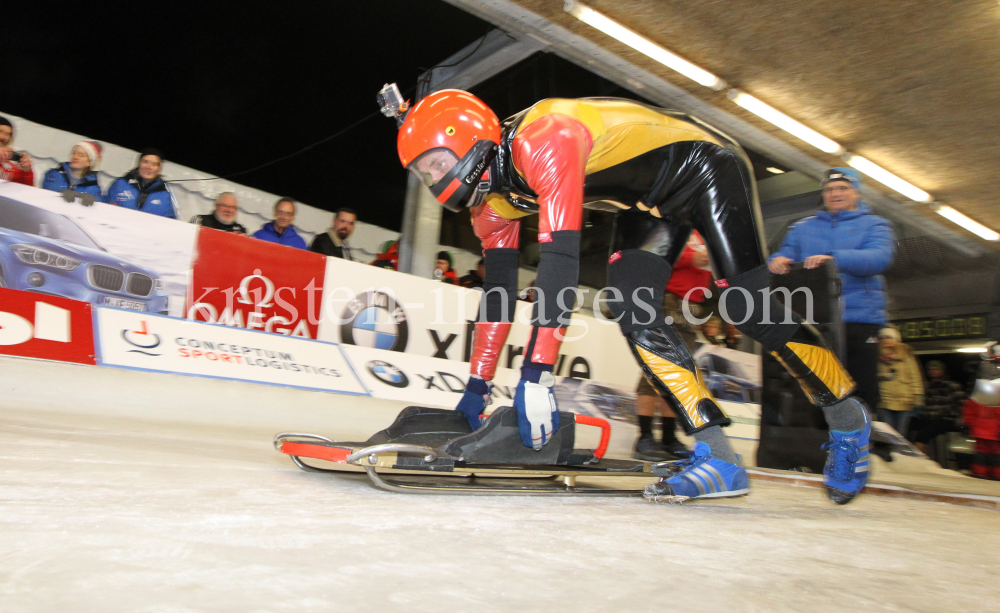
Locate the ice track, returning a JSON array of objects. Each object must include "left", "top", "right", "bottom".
[{"left": 1, "top": 361, "right": 998, "bottom": 612}]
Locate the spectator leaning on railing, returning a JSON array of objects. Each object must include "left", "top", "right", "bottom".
[
  {"left": 0, "top": 116, "right": 34, "bottom": 186},
  {"left": 253, "top": 197, "right": 307, "bottom": 249},
  {"left": 190, "top": 192, "right": 247, "bottom": 235},
  {"left": 768, "top": 167, "right": 895, "bottom": 412},
  {"left": 105, "top": 148, "right": 177, "bottom": 219},
  {"left": 42, "top": 141, "right": 104, "bottom": 205}
]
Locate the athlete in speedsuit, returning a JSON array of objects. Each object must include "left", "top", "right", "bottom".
[{"left": 394, "top": 90, "right": 871, "bottom": 504}]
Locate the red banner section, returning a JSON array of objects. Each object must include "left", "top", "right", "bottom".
[
  {"left": 188, "top": 228, "right": 328, "bottom": 339},
  {"left": 0, "top": 288, "right": 96, "bottom": 365}
]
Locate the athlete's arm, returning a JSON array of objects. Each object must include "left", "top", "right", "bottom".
[
  {"left": 510, "top": 113, "right": 593, "bottom": 369},
  {"left": 468, "top": 201, "right": 521, "bottom": 381}
]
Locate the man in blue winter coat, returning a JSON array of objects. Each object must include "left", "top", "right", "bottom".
[
  {"left": 768, "top": 167, "right": 895, "bottom": 412},
  {"left": 252, "top": 197, "right": 307, "bottom": 249},
  {"left": 105, "top": 148, "right": 177, "bottom": 219}
]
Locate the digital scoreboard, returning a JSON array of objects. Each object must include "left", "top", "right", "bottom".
[{"left": 893, "top": 314, "right": 988, "bottom": 342}]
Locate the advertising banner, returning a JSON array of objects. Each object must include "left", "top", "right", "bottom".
[
  {"left": 187, "top": 228, "right": 328, "bottom": 339},
  {"left": 692, "top": 344, "right": 762, "bottom": 441},
  {"left": 0, "top": 181, "right": 196, "bottom": 318},
  {"left": 94, "top": 307, "right": 368, "bottom": 395},
  {"left": 0, "top": 288, "right": 96, "bottom": 365},
  {"left": 318, "top": 256, "right": 640, "bottom": 385}
]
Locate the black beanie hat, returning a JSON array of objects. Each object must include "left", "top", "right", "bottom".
[
  {"left": 0, "top": 116, "right": 11, "bottom": 129},
  {"left": 138, "top": 147, "right": 163, "bottom": 162},
  {"left": 436, "top": 251, "right": 453, "bottom": 266}
]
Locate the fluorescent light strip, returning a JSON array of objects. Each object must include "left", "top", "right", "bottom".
[
  {"left": 727, "top": 90, "right": 844, "bottom": 155},
  {"left": 931, "top": 204, "right": 1000, "bottom": 241},
  {"left": 844, "top": 154, "right": 932, "bottom": 203},
  {"left": 563, "top": 1, "right": 727, "bottom": 90},
  {"left": 957, "top": 347, "right": 988, "bottom": 353}
]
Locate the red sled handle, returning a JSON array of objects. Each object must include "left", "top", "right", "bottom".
[{"left": 573, "top": 414, "right": 611, "bottom": 459}]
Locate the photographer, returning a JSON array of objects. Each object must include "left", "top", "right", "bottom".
[{"left": 0, "top": 116, "right": 34, "bottom": 186}]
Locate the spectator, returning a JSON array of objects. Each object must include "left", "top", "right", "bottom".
[
  {"left": 371, "top": 240, "right": 399, "bottom": 270},
  {"left": 724, "top": 322, "right": 749, "bottom": 352},
  {"left": 0, "top": 116, "right": 34, "bottom": 186},
  {"left": 698, "top": 316, "right": 726, "bottom": 346},
  {"left": 42, "top": 141, "right": 104, "bottom": 205},
  {"left": 310, "top": 208, "right": 357, "bottom": 259},
  {"left": 914, "top": 360, "right": 965, "bottom": 456},
  {"left": 963, "top": 355, "right": 1000, "bottom": 480},
  {"left": 253, "top": 197, "right": 307, "bottom": 249},
  {"left": 458, "top": 258, "right": 486, "bottom": 289},
  {"left": 190, "top": 192, "right": 247, "bottom": 235},
  {"left": 665, "top": 230, "right": 712, "bottom": 349},
  {"left": 105, "top": 148, "right": 177, "bottom": 218},
  {"left": 768, "top": 167, "right": 895, "bottom": 412},
  {"left": 876, "top": 325, "right": 923, "bottom": 439},
  {"left": 434, "top": 251, "right": 457, "bottom": 284}
]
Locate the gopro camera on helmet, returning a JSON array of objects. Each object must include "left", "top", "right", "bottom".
[{"left": 377, "top": 83, "right": 410, "bottom": 127}]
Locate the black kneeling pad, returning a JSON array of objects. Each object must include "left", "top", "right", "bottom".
[
  {"left": 366, "top": 406, "right": 474, "bottom": 448},
  {"left": 442, "top": 406, "right": 577, "bottom": 465}
]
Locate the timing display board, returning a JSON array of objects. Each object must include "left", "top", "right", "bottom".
[{"left": 893, "top": 314, "right": 988, "bottom": 342}]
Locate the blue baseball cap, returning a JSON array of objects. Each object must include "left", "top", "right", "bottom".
[{"left": 821, "top": 167, "right": 862, "bottom": 191}]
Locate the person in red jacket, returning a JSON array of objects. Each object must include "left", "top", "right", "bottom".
[
  {"left": 964, "top": 348, "right": 1000, "bottom": 479},
  {"left": 0, "top": 116, "right": 34, "bottom": 186}
]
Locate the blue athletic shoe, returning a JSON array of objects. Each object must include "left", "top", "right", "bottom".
[
  {"left": 822, "top": 406, "right": 872, "bottom": 505},
  {"left": 643, "top": 442, "right": 749, "bottom": 500}
]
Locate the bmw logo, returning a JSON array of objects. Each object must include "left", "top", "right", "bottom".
[
  {"left": 341, "top": 291, "right": 409, "bottom": 351},
  {"left": 366, "top": 360, "right": 409, "bottom": 388}
]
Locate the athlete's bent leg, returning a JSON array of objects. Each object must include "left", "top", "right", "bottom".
[{"left": 689, "top": 144, "right": 870, "bottom": 503}]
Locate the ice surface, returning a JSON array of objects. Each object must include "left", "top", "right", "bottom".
[{"left": 2, "top": 400, "right": 998, "bottom": 613}]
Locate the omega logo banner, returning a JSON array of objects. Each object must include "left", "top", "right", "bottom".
[
  {"left": 0, "top": 288, "right": 96, "bottom": 365},
  {"left": 94, "top": 307, "right": 368, "bottom": 395},
  {"left": 187, "top": 228, "right": 328, "bottom": 339}
]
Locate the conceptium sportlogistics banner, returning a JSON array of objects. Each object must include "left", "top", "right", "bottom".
[{"left": 94, "top": 307, "right": 367, "bottom": 395}]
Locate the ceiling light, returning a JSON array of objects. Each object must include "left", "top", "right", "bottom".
[
  {"left": 727, "top": 90, "right": 845, "bottom": 155},
  {"left": 563, "top": 1, "right": 727, "bottom": 90},
  {"left": 766, "top": 167, "right": 785, "bottom": 174},
  {"left": 930, "top": 204, "right": 1000, "bottom": 241},
  {"left": 843, "top": 154, "right": 933, "bottom": 203},
  {"left": 957, "top": 347, "right": 988, "bottom": 353}
]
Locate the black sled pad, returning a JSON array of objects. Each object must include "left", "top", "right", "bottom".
[{"left": 443, "top": 406, "right": 593, "bottom": 465}]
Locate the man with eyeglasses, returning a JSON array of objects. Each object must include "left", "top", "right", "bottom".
[
  {"left": 769, "top": 167, "right": 895, "bottom": 414},
  {"left": 253, "top": 197, "right": 308, "bottom": 250},
  {"left": 190, "top": 192, "right": 247, "bottom": 235}
]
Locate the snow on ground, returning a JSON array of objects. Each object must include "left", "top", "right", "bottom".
[{"left": 2, "top": 400, "right": 998, "bottom": 613}]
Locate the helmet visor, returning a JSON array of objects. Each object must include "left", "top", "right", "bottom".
[{"left": 408, "top": 149, "right": 459, "bottom": 188}]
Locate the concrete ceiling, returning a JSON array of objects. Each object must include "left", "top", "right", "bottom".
[{"left": 443, "top": 0, "right": 1000, "bottom": 254}]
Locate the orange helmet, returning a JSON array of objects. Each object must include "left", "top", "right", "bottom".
[{"left": 397, "top": 89, "right": 501, "bottom": 212}]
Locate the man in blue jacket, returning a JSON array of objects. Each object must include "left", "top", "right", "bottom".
[
  {"left": 253, "top": 197, "right": 307, "bottom": 249},
  {"left": 105, "top": 148, "right": 177, "bottom": 219},
  {"left": 768, "top": 167, "right": 895, "bottom": 411}
]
